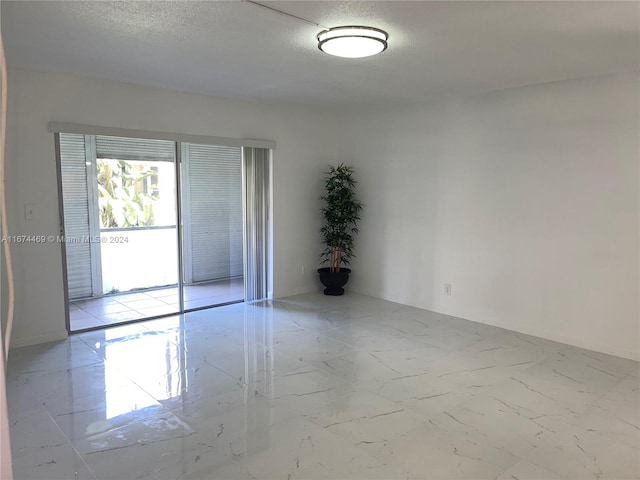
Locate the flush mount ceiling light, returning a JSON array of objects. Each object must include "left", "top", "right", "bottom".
[{"left": 317, "top": 26, "right": 388, "bottom": 58}]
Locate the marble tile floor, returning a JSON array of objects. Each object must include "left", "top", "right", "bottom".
[
  {"left": 69, "top": 278, "right": 244, "bottom": 331},
  {"left": 6, "top": 293, "right": 640, "bottom": 480}
]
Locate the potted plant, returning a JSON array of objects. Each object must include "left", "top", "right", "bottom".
[{"left": 318, "top": 164, "right": 363, "bottom": 295}]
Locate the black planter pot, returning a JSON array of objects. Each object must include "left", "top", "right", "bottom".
[{"left": 318, "top": 267, "right": 351, "bottom": 296}]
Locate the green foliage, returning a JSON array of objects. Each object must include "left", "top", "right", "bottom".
[
  {"left": 97, "top": 159, "right": 157, "bottom": 228},
  {"left": 320, "top": 164, "right": 363, "bottom": 272}
]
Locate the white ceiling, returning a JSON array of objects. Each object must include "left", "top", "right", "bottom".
[{"left": 2, "top": 1, "right": 638, "bottom": 108}]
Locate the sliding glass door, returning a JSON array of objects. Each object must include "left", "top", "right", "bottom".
[
  {"left": 58, "top": 134, "right": 251, "bottom": 332},
  {"left": 180, "top": 143, "right": 244, "bottom": 310},
  {"left": 59, "top": 134, "right": 181, "bottom": 330}
]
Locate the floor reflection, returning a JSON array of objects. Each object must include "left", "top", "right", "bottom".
[
  {"left": 102, "top": 329, "right": 182, "bottom": 418},
  {"left": 80, "top": 303, "right": 279, "bottom": 432}
]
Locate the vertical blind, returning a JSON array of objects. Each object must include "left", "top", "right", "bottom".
[{"left": 243, "top": 147, "right": 270, "bottom": 301}]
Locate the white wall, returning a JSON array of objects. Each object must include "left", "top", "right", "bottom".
[
  {"left": 344, "top": 74, "right": 639, "bottom": 360},
  {"left": 6, "top": 68, "right": 639, "bottom": 361},
  {"left": 4, "top": 68, "right": 340, "bottom": 347}
]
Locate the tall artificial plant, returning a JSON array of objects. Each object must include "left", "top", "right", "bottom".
[{"left": 320, "top": 164, "right": 363, "bottom": 272}]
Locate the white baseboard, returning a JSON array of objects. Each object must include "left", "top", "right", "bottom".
[
  {"left": 429, "top": 302, "right": 639, "bottom": 362},
  {"left": 349, "top": 287, "right": 639, "bottom": 362},
  {"left": 9, "top": 330, "right": 68, "bottom": 349}
]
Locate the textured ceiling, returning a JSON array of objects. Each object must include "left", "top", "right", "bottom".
[{"left": 2, "top": 1, "right": 638, "bottom": 108}]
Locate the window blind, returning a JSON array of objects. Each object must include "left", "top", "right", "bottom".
[
  {"left": 184, "top": 144, "right": 243, "bottom": 283},
  {"left": 243, "top": 147, "right": 270, "bottom": 301},
  {"left": 95, "top": 135, "right": 175, "bottom": 162},
  {"left": 59, "top": 133, "right": 94, "bottom": 299}
]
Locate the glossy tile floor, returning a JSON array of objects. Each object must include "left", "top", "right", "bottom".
[
  {"left": 7, "top": 293, "right": 640, "bottom": 479},
  {"left": 69, "top": 278, "right": 244, "bottom": 331}
]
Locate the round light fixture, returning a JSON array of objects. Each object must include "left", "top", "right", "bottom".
[{"left": 317, "top": 26, "right": 388, "bottom": 58}]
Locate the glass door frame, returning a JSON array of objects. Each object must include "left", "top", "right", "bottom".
[
  {"left": 174, "top": 142, "right": 185, "bottom": 315},
  {"left": 57, "top": 133, "right": 183, "bottom": 332},
  {"left": 57, "top": 133, "right": 247, "bottom": 334}
]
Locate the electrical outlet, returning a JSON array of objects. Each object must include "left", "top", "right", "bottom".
[
  {"left": 301, "top": 265, "right": 306, "bottom": 276},
  {"left": 444, "top": 283, "right": 452, "bottom": 296},
  {"left": 24, "top": 204, "right": 34, "bottom": 221}
]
